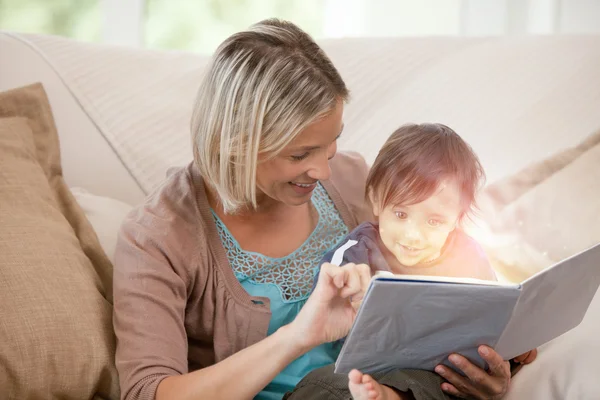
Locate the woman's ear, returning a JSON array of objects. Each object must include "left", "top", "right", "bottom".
[{"left": 368, "top": 189, "right": 380, "bottom": 217}]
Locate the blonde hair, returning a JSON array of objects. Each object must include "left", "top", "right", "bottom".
[{"left": 191, "top": 19, "right": 349, "bottom": 213}]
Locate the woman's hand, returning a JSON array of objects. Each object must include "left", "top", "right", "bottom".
[
  {"left": 434, "top": 345, "right": 511, "bottom": 399},
  {"left": 289, "top": 262, "right": 371, "bottom": 351}
]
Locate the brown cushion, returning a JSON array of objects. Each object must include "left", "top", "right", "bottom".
[
  {"left": 0, "top": 84, "right": 119, "bottom": 399},
  {"left": 474, "top": 129, "right": 600, "bottom": 282}
]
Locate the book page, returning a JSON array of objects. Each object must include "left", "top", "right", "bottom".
[
  {"left": 495, "top": 242, "right": 600, "bottom": 360},
  {"left": 374, "top": 271, "right": 512, "bottom": 286}
]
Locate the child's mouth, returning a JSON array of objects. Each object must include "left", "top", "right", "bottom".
[{"left": 399, "top": 244, "right": 423, "bottom": 255}]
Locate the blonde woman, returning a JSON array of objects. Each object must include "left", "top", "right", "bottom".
[{"left": 113, "top": 19, "right": 512, "bottom": 400}]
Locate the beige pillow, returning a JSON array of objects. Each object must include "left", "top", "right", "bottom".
[
  {"left": 70, "top": 187, "right": 133, "bottom": 264},
  {"left": 0, "top": 84, "right": 119, "bottom": 399}
]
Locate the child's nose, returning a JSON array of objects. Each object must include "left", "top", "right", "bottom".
[{"left": 404, "top": 225, "right": 424, "bottom": 242}]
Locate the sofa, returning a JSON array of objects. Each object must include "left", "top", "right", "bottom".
[{"left": 1, "top": 31, "right": 599, "bottom": 399}]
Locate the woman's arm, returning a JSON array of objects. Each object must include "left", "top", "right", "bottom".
[
  {"left": 156, "top": 262, "right": 371, "bottom": 400},
  {"left": 156, "top": 324, "right": 305, "bottom": 400}
]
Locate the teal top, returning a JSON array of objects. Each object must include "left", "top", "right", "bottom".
[{"left": 211, "top": 183, "right": 349, "bottom": 399}]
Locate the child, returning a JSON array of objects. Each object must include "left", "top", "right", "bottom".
[
  {"left": 326, "top": 122, "right": 495, "bottom": 281},
  {"left": 319, "top": 123, "right": 536, "bottom": 400}
]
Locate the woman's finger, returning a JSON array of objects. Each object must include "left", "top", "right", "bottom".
[
  {"left": 478, "top": 346, "right": 511, "bottom": 380},
  {"left": 355, "top": 263, "right": 372, "bottom": 299},
  {"left": 512, "top": 352, "right": 528, "bottom": 364},
  {"left": 317, "top": 263, "right": 371, "bottom": 301},
  {"left": 317, "top": 263, "right": 345, "bottom": 291},
  {"left": 343, "top": 263, "right": 371, "bottom": 301},
  {"left": 522, "top": 348, "right": 538, "bottom": 364},
  {"left": 339, "top": 264, "right": 361, "bottom": 298},
  {"left": 512, "top": 349, "right": 535, "bottom": 364},
  {"left": 449, "top": 354, "right": 492, "bottom": 385},
  {"left": 434, "top": 364, "right": 479, "bottom": 398},
  {"left": 440, "top": 382, "right": 468, "bottom": 399}
]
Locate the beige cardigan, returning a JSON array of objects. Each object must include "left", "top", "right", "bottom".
[{"left": 113, "top": 152, "right": 373, "bottom": 400}]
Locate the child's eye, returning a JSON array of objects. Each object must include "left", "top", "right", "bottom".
[
  {"left": 428, "top": 219, "right": 443, "bottom": 227},
  {"left": 394, "top": 211, "right": 407, "bottom": 219},
  {"left": 290, "top": 153, "right": 309, "bottom": 161}
]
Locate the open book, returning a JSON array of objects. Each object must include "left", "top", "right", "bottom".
[{"left": 334, "top": 242, "right": 600, "bottom": 374}]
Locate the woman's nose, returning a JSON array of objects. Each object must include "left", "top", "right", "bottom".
[{"left": 307, "top": 153, "right": 332, "bottom": 181}]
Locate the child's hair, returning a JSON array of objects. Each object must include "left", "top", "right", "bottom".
[{"left": 366, "top": 123, "right": 485, "bottom": 220}]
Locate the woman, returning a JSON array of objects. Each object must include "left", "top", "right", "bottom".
[{"left": 113, "top": 19, "right": 512, "bottom": 400}]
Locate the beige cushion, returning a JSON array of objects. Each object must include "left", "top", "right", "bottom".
[
  {"left": 0, "top": 84, "right": 119, "bottom": 399},
  {"left": 71, "top": 187, "right": 133, "bottom": 264},
  {"left": 468, "top": 129, "right": 600, "bottom": 282}
]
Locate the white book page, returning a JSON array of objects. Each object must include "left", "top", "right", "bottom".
[
  {"left": 374, "top": 270, "right": 515, "bottom": 287},
  {"left": 495, "top": 242, "right": 600, "bottom": 360}
]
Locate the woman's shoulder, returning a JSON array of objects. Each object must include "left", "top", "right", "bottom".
[
  {"left": 116, "top": 163, "right": 210, "bottom": 274},
  {"left": 125, "top": 163, "right": 201, "bottom": 227}
]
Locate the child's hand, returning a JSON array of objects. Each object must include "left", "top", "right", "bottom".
[{"left": 512, "top": 348, "right": 538, "bottom": 365}]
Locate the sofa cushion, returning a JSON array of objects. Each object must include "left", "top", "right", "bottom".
[
  {"left": 70, "top": 187, "right": 133, "bottom": 264},
  {"left": 0, "top": 84, "right": 119, "bottom": 399},
  {"left": 469, "top": 128, "right": 600, "bottom": 282}
]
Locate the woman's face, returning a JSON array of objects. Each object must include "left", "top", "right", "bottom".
[{"left": 255, "top": 101, "right": 344, "bottom": 208}]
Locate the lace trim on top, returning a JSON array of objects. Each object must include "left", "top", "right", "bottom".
[{"left": 212, "top": 183, "right": 348, "bottom": 302}]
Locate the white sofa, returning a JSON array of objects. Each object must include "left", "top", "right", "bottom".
[{"left": 1, "top": 31, "right": 599, "bottom": 399}]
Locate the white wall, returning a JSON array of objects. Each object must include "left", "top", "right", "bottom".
[
  {"left": 54, "top": 0, "right": 600, "bottom": 48},
  {"left": 559, "top": 0, "right": 600, "bottom": 33},
  {"left": 323, "top": 0, "right": 600, "bottom": 38},
  {"left": 364, "top": 0, "right": 463, "bottom": 36},
  {"left": 103, "top": 0, "right": 145, "bottom": 46}
]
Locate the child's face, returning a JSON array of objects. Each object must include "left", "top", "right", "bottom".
[{"left": 372, "top": 180, "right": 463, "bottom": 269}]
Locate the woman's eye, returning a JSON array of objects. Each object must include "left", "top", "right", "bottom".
[
  {"left": 394, "top": 211, "right": 407, "bottom": 219},
  {"left": 291, "top": 153, "right": 309, "bottom": 161},
  {"left": 428, "top": 219, "right": 443, "bottom": 227}
]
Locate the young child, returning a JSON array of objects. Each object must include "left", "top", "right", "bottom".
[
  {"left": 326, "top": 122, "right": 495, "bottom": 281},
  {"left": 318, "top": 123, "right": 536, "bottom": 400}
]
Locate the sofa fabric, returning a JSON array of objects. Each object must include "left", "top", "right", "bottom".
[{"left": 471, "top": 129, "right": 600, "bottom": 282}]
